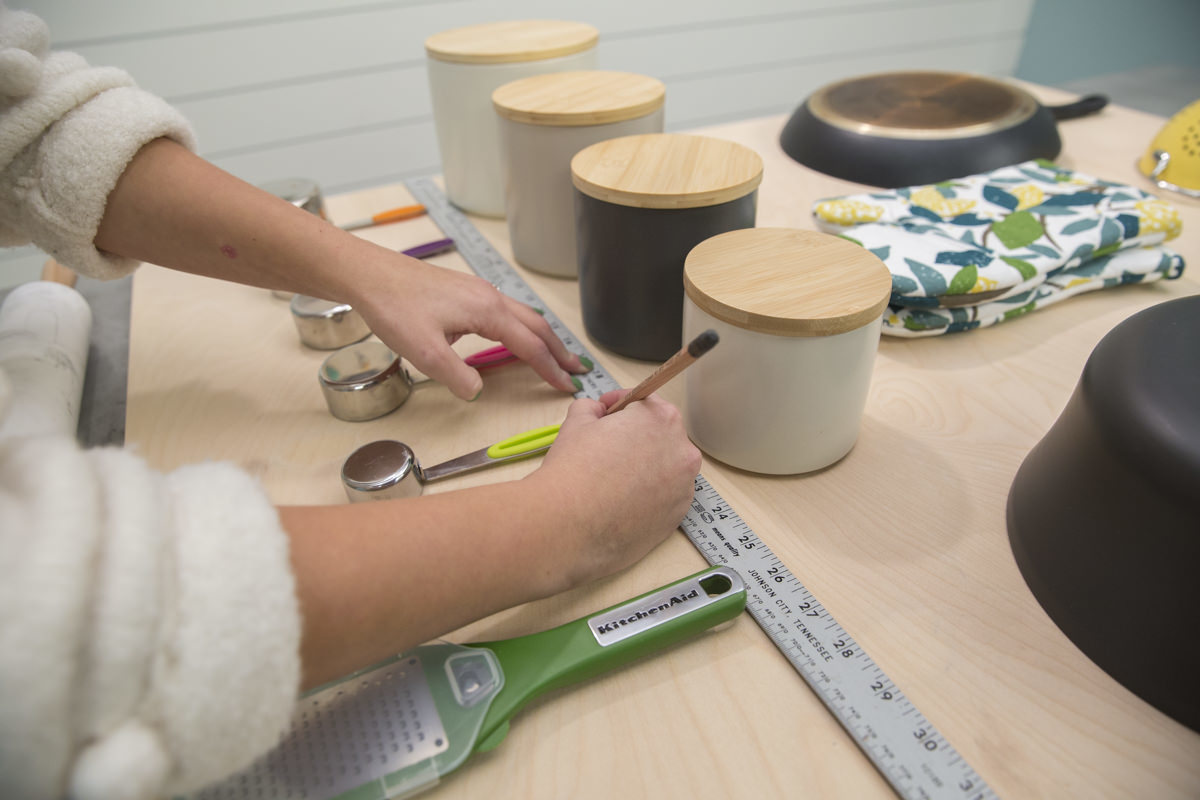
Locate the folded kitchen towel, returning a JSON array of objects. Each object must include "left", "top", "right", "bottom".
[{"left": 812, "top": 159, "right": 1185, "bottom": 336}]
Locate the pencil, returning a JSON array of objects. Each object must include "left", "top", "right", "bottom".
[
  {"left": 340, "top": 204, "right": 427, "bottom": 231},
  {"left": 605, "top": 329, "right": 719, "bottom": 415}
]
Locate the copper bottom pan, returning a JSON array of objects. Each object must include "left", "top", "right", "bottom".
[{"left": 779, "top": 71, "right": 1107, "bottom": 187}]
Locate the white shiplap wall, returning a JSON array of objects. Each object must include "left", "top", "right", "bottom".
[{"left": 3, "top": 0, "right": 1034, "bottom": 284}]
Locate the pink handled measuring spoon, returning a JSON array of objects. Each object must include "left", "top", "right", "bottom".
[{"left": 463, "top": 343, "right": 519, "bottom": 370}]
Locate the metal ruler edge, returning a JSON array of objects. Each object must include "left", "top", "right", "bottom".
[{"left": 404, "top": 177, "right": 997, "bottom": 800}]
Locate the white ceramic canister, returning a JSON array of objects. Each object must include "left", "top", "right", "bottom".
[
  {"left": 493, "top": 71, "right": 665, "bottom": 277},
  {"left": 682, "top": 228, "right": 892, "bottom": 474},
  {"left": 425, "top": 20, "right": 598, "bottom": 218}
]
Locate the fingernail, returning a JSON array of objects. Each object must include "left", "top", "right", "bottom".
[
  {"left": 532, "top": 307, "right": 545, "bottom": 316},
  {"left": 470, "top": 386, "right": 483, "bottom": 402},
  {"left": 578, "top": 355, "right": 594, "bottom": 371},
  {"left": 571, "top": 376, "right": 582, "bottom": 392}
]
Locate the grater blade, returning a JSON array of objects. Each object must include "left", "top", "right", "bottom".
[{"left": 192, "top": 644, "right": 502, "bottom": 800}]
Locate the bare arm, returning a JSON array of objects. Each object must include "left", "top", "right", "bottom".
[
  {"left": 284, "top": 391, "right": 700, "bottom": 690},
  {"left": 94, "top": 138, "right": 584, "bottom": 399},
  {"left": 282, "top": 480, "right": 564, "bottom": 688}
]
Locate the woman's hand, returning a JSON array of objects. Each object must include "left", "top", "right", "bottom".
[
  {"left": 527, "top": 390, "right": 703, "bottom": 590},
  {"left": 349, "top": 254, "right": 586, "bottom": 400}
]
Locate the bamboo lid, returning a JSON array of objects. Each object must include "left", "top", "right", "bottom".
[
  {"left": 493, "top": 71, "right": 665, "bottom": 127},
  {"left": 425, "top": 20, "right": 598, "bottom": 65},
  {"left": 571, "top": 134, "right": 763, "bottom": 209},
  {"left": 684, "top": 228, "right": 892, "bottom": 337}
]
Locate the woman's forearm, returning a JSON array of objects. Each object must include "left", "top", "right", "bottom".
[
  {"left": 281, "top": 476, "right": 577, "bottom": 690},
  {"left": 93, "top": 138, "right": 392, "bottom": 303}
]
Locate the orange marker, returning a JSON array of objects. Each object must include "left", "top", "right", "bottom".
[{"left": 340, "top": 204, "right": 427, "bottom": 231}]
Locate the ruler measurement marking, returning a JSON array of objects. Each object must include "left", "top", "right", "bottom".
[{"left": 404, "top": 177, "right": 997, "bottom": 800}]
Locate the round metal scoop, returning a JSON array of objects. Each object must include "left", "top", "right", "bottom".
[
  {"left": 319, "top": 341, "right": 521, "bottom": 422},
  {"left": 291, "top": 294, "right": 372, "bottom": 350},
  {"left": 341, "top": 425, "right": 560, "bottom": 502},
  {"left": 319, "top": 341, "right": 414, "bottom": 421}
]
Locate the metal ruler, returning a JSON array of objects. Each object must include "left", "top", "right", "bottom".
[{"left": 405, "top": 177, "right": 997, "bottom": 800}]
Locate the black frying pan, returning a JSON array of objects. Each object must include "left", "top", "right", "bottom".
[{"left": 779, "top": 71, "right": 1108, "bottom": 187}]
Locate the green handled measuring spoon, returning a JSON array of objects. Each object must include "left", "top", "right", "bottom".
[
  {"left": 418, "top": 423, "right": 560, "bottom": 482},
  {"left": 191, "top": 566, "right": 746, "bottom": 800}
]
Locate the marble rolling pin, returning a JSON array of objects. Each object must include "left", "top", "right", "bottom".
[{"left": 0, "top": 277, "right": 92, "bottom": 439}]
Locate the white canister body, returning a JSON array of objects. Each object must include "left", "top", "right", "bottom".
[
  {"left": 427, "top": 49, "right": 597, "bottom": 218},
  {"left": 499, "top": 109, "right": 663, "bottom": 277},
  {"left": 680, "top": 227, "right": 892, "bottom": 475},
  {"left": 683, "top": 296, "right": 882, "bottom": 474}
]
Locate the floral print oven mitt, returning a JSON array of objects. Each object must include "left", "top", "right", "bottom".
[{"left": 812, "top": 159, "right": 1186, "bottom": 336}]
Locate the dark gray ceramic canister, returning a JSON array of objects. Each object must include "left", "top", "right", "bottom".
[{"left": 570, "top": 134, "right": 763, "bottom": 361}]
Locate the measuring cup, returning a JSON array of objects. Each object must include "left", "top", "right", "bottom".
[
  {"left": 292, "top": 294, "right": 372, "bottom": 350},
  {"left": 319, "top": 340, "right": 519, "bottom": 421},
  {"left": 341, "top": 424, "right": 560, "bottom": 501}
]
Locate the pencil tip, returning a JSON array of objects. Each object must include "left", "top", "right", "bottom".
[{"left": 688, "top": 329, "right": 719, "bottom": 358}]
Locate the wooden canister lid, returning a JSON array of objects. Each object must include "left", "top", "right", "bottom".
[
  {"left": 571, "top": 134, "right": 763, "bottom": 209},
  {"left": 684, "top": 228, "right": 892, "bottom": 336},
  {"left": 425, "top": 20, "right": 598, "bottom": 65},
  {"left": 493, "top": 71, "right": 665, "bottom": 127}
]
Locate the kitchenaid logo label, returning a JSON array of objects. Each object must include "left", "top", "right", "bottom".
[{"left": 589, "top": 588, "right": 702, "bottom": 645}]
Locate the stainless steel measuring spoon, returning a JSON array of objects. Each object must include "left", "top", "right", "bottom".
[{"left": 340, "top": 424, "right": 560, "bottom": 502}]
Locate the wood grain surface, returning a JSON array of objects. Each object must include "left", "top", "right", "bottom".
[
  {"left": 571, "top": 133, "right": 764, "bottom": 208},
  {"left": 492, "top": 70, "right": 666, "bottom": 127},
  {"left": 127, "top": 83, "right": 1200, "bottom": 799},
  {"left": 683, "top": 228, "right": 892, "bottom": 335},
  {"left": 424, "top": 20, "right": 599, "bottom": 65}
]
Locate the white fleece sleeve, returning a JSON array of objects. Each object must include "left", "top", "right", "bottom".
[
  {"left": 0, "top": 4, "right": 197, "bottom": 280},
  {"left": 0, "top": 434, "right": 301, "bottom": 800}
]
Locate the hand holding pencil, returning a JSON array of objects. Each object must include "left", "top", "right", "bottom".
[{"left": 533, "top": 330, "right": 714, "bottom": 581}]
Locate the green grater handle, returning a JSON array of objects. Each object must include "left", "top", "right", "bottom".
[{"left": 467, "top": 566, "right": 746, "bottom": 753}]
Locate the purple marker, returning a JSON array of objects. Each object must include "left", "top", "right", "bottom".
[{"left": 401, "top": 238, "right": 456, "bottom": 259}]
